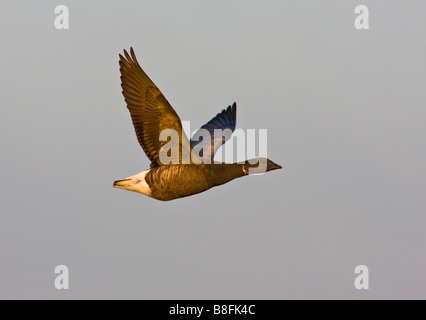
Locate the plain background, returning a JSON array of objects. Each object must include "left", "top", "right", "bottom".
[{"left": 0, "top": 1, "right": 425, "bottom": 299}]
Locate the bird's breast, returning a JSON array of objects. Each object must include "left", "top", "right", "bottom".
[{"left": 145, "top": 165, "right": 210, "bottom": 201}]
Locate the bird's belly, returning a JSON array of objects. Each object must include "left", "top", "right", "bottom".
[{"left": 146, "top": 165, "right": 210, "bottom": 201}]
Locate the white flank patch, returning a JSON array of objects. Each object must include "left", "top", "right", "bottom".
[{"left": 125, "top": 169, "right": 152, "bottom": 196}]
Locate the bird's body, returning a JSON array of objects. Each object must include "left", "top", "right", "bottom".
[
  {"left": 114, "top": 48, "right": 282, "bottom": 201},
  {"left": 115, "top": 163, "right": 247, "bottom": 201}
]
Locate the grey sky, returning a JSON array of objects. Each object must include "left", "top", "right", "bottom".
[{"left": 0, "top": 1, "right": 425, "bottom": 299}]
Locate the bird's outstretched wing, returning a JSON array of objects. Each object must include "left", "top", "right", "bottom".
[
  {"left": 119, "top": 48, "right": 198, "bottom": 168},
  {"left": 190, "top": 102, "right": 237, "bottom": 162}
]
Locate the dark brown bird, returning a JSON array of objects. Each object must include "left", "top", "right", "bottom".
[{"left": 113, "top": 48, "right": 282, "bottom": 201}]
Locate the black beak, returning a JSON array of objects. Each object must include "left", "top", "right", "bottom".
[{"left": 271, "top": 163, "right": 282, "bottom": 170}]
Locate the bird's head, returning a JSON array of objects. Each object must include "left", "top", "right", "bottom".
[{"left": 243, "top": 158, "right": 282, "bottom": 175}]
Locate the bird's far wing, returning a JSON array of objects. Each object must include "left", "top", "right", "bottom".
[
  {"left": 190, "top": 102, "right": 236, "bottom": 162},
  {"left": 119, "top": 48, "right": 198, "bottom": 168}
]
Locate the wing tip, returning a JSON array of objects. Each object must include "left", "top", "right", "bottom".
[
  {"left": 119, "top": 47, "right": 136, "bottom": 61},
  {"left": 228, "top": 102, "right": 237, "bottom": 128}
]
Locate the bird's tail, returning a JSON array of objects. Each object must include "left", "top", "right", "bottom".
[{"left": 113, "top": 179, "right": 132, "bottom": 189}]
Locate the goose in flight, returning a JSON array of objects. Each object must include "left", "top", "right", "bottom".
[{"left": 113, "top": 48, "right": 282, "bottom": 201}]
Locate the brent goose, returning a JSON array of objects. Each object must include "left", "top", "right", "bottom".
[{"left": 114, "top": 48, "right": 282, "bottom": 201}]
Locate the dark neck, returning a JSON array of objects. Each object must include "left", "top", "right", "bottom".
[{"left": 204, "top": 163, "right": 246, "bottom": 187}]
